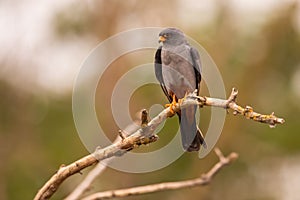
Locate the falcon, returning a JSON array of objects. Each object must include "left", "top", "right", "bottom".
[{"left": 154, "top": 28, "right": 206, "bottom": 152}]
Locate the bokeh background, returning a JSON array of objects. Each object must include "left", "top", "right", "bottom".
[{"left": 1, "top": 0, "right": 300, "bottom": 199}]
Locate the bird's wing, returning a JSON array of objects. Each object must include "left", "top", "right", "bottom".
[
  {"left": 190, "top": 47, "right": 202, "bottom": 95},
  {"left": 155, "top": 46, "right": 173, "bottom": 103}
]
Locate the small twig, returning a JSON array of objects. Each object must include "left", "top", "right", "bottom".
[
  {"left": 118, "top": 130, "right": 126, "bottom": 140},
  {"left": 141, "top": 109, "right": 149, "bottom": 127},
  {"left": 81, "top": 148, "right": 238, "bottom": 200}
]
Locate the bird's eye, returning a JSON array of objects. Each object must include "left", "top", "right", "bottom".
[{"left": 163, "top": 34, "right": 168, "bottom": 38}]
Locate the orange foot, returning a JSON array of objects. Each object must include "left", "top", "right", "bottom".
[{"left": 165, "top": 94, "right": 177, "bottom": 115}]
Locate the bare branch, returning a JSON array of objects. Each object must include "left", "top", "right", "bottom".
[
  {"left": 65, "top": 116, "right": 143, "bottom": 200},
  {"left": 81, "top": 149, "right": 238, "bottom": 200},
  {"left": 64, "top": 158, "right": 112, "bottom": 200},
  {"left": 34, "top": 88, "right": 285, "bottom": 200},
  {"left": 196, "top": 88, "right": 285, "bottom": 127}
]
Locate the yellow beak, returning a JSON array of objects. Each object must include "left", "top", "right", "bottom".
[{"left": 159, "top": 35, "right": 166, "bottom": 43}]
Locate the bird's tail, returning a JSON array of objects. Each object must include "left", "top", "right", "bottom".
[{"left": 179, "top": 106, "right": 206, "bottom": 152}]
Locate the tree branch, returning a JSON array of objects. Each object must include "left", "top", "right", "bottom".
[
  {"left": 34, "top": 88, "right": 285, "bottom": 200},
  {"left": 196, "top": 88, "right": 285, "bottom": 127},
  {"left": 65, "top": 119, "right": 141, "bottom": 200},
  {"left": 64, "top": 157, "right": 112, "bottom": 200},
  {"left": 81, "top": 148, "right": 238, "bottom": 200}
]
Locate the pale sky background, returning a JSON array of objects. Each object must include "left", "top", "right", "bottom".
[{"left": 0, "top": 0, "right": 299, "bottom": 95}]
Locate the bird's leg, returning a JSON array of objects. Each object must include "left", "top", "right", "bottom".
[{"left": 165, "top": 94, "right": 177, "bottom": 115}]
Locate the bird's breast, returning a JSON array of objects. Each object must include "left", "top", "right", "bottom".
[
  {"left": 161, "top": 48, "right": 191, "bottom": 65},
  {"left": 161, "top": 47, "right": 196, "bottom": 98}
]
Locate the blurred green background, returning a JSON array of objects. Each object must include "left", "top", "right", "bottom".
[{"left": 0, "top": 0, "right": 299, "bottom": 199}]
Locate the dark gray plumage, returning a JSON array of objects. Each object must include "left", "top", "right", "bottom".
[{"left": 154, "top": 28, "right": 206, "bottom": 152}]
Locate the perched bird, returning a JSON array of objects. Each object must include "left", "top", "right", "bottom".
[{"left": 154, "top": 28, "right": 206, "bottom": 152}]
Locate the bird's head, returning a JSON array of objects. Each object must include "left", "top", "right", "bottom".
[{"left": 158, "top": 28, "right": 186, "bottom": 46}]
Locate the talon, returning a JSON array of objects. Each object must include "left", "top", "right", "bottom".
[{"left": 165, "top": 94, "right": 177, "bottom": 114}]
